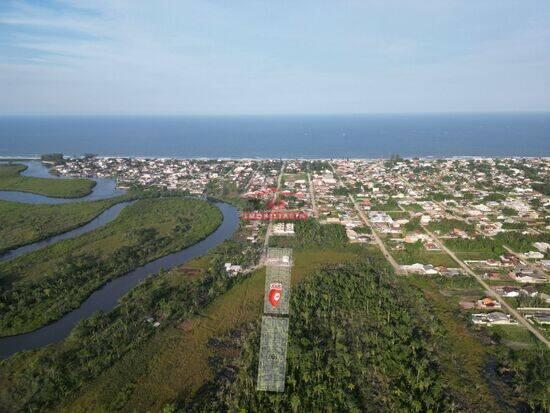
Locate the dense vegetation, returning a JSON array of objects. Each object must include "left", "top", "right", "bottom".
[
  {"left": 0, "top": 163, "right": 95, "bottom": 198},
  {"left": 501, "top": 222, "right": 527, "bottom": 230},
  {"left": 492, "top": 347, "right": 550, "bottom": 411},
  {"left": 427, "top": 218, "right": 474, "bottom": 234},
  {"left": 0, "top": 196, "right": 129, "bottom": 254},
  {"left": 393, "top": 241, "right": 456, "bottom": 267},
  {"left": 401, "top": 203, "right": 424, "bottom": 212},
  {"left": 531, "top": 182, "right": 550, "bottom": 196},
  {"left": 51, "top": 249, "right": 357, "bottom": 411},
  {"left": 0, "top": 238, "right": 252, "bottom": 412},
  {"left": 430, "top": 191, "right": 452, "bottom": 201},
  {"left": 331, "top": 186, "right": 350, "bottom": 196},
  {"left": 204, "top": 178, "right": 240, "bottom": 200},
  {"left": 270, "top": 218, "right": 347, "bottom": 249},
  {"left": 204, "top": 178, "right": 265, "bottom": 212},
  {"left": 502, "top": 207, "right": 518, "bottom": 217},
  {"left": 189, "top": 259, "right": 491, "bottom": 412},
  {"left": 371, "top": 198, "right": 400, "bottom": 211},
  {"left": 40, "top": 153, "right": 64, "bottom": 164},
  {"left": 403, "top": 216, "right": 421, "bottom": 232},
  {"left": 445, "top": 232, "right": 550, "bottom": 257},
  {"left": 1, "top": 235, "right": 544, "bottom": 411},
  {"left": 305, "top": 160, "right": 331, "bottom": 172},
  {"left": 483, "top": 193, "right": 506, "bottom": 203},
  {"left": 0, "top": 198, "right": 222, "bottom": 336}
]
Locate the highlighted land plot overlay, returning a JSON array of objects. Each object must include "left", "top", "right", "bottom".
[
  {"left": 264, "top": 265, "right": 291, "bottom": 315},
  {"left": 257, "top": 247, "right": 293, "bottom": 392},
  {"left": 256, "top": 316, "right": 290, "bottom": 393},
  {"left": 265, "top": 247, "right": 293, "bottom": 267}
]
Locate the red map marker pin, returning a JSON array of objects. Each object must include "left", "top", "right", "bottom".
[{"left": 268, "top": 283, "right": 283, "bottom": 307}]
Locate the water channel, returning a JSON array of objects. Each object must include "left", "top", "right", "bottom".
[{"left": 0, "top": 161, "right": 239, "bottom": 359}]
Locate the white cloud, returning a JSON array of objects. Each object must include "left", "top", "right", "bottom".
[{"left": 0, "top": 0, "right": 549, "bottom": 114}]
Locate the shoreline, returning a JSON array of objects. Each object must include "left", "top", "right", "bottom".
[{"left": 2, "top": 155, "right": 549, "bottom": 161}]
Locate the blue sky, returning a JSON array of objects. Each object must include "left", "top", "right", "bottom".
[{"left": 0, "top": 0, "right": 549, "bottom": 115}]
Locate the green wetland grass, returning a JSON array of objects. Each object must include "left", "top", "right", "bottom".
[
  {"left": 0, "top": 198, "right": 222, "bottom": 336},
  {"left": 0, "top": 163, "right": 95, "bottom": 198},
  {"left": 0, "top": 196, "right": 129, "bottom": 254}
]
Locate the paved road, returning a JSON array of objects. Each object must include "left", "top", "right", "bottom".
[
  {"left": 396, "top": 176, "right": 468, "bottom": 223},
  {"left": 423, "top": 225, "right": 550, "bottom": 348},
  {"left": 262, "top": 162, "right": 286, "bottom": 254},
  {"left": 503, "top": 245, "right": 549, "bottom": 279},
  {"left": 394, "top": 193, "right": 550, "bottom": 348},
  {"left": 328, "top": 162, "right": 402, "bottom": 274},
  {"left": 327, "top": 166, "right": 548, "bottom": 346},
  {"left": 307, "top": 172, "right": 319, "bottom": 218},
  {"left": 348, "top": 194, "right": 403, "bottom": 274}
]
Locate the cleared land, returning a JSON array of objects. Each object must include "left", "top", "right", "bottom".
[
  {"left": 0, "top": 163, "right": 95, "bottom": 198},
  {"left": 392, "top": 246, "right": 457, "bottom": 267},
  {"left": 0, "top": 198, "right": 222, "bottom": 336}
]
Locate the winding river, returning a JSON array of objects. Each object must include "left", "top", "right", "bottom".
[
  {"left": 0, "top": 201, "right": 134, "bottom": 262},
  {"left": 0, "top": 161, "right": 239, "bottom": 359},
  {"left": 0, "top": 161, "right": 131, "bottom": 261},
  {"left": 0, "top": 160, "right": 126, "bottom": 204}
]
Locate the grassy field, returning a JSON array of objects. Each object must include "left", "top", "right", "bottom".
[
  {"left": 0, "top": 163, "right": 95, "bottom": 198},
  {"left": 1, "top": 238, "right": 542, "bottom": 411},
  {"left": 0, "top": 198, "right": 222, "bottom": 336},
  {"left": 58, "top": 248, "right": 360, "bottom": 412},
  {"left": 281, "top": 172, "right": 308, "bottom": 185},
  {"left": 455, "top": 251, "right": 499, "bottom": 261},
  {"left": 406, "top": 276, "right": 509, "bottom": 409},
  {"left": 401, "top": 203, "right": 424, "bottom": 212},
  {"left": 387, "top": 210, "right": 408, "bottom": 219},
  {"left": 407, "top": 276, "right": 550, "bottom": 410},
  {"left": 0, "top": 197, "right": 129, "bottom": 254},
  {"left": 393, "top": 249, "right": 457, "bottom": 267},
  {"left": 491, "top": 325, "right": 542, "bottom": 349}
]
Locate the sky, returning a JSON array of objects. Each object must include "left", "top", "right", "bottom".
[{"left": 0, "top": 0, "right": 549, "bottom": 115}]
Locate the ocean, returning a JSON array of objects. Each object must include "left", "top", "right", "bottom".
[{"left": 0, "top": 113, "right": 549, "bottom": 158}]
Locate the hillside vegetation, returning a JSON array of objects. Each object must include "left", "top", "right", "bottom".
[{"left": 0, "top": 163, "right": 95, "bottom": 198}]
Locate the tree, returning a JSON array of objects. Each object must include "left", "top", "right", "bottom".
[{"left": 40, "top": 153, "right": 64, "bottom": 164}]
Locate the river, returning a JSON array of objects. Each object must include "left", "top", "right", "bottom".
[
  {"left": 0, "top": 161, "right": 239, "bottom": 359},
  {"left": 0, "top": 201, "right": 134, "bottom": 262},
  {"left": 0, "top": 160, "right": 126, "bottom": 203}
]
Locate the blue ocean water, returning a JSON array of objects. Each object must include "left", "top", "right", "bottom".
[{"left": 0, "top": 113, "right": 548, "bottom": 158}]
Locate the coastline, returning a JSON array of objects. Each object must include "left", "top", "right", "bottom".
[
  {"left": 1, "top": 113, "right": 548, "bottom": 159},
  {"left": 2, "top": 155, "right": 549, "bottom": 161}
]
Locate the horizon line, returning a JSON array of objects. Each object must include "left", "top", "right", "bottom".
[{"left": 1, "top": 110, "right": 550, "bottom": 118}]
